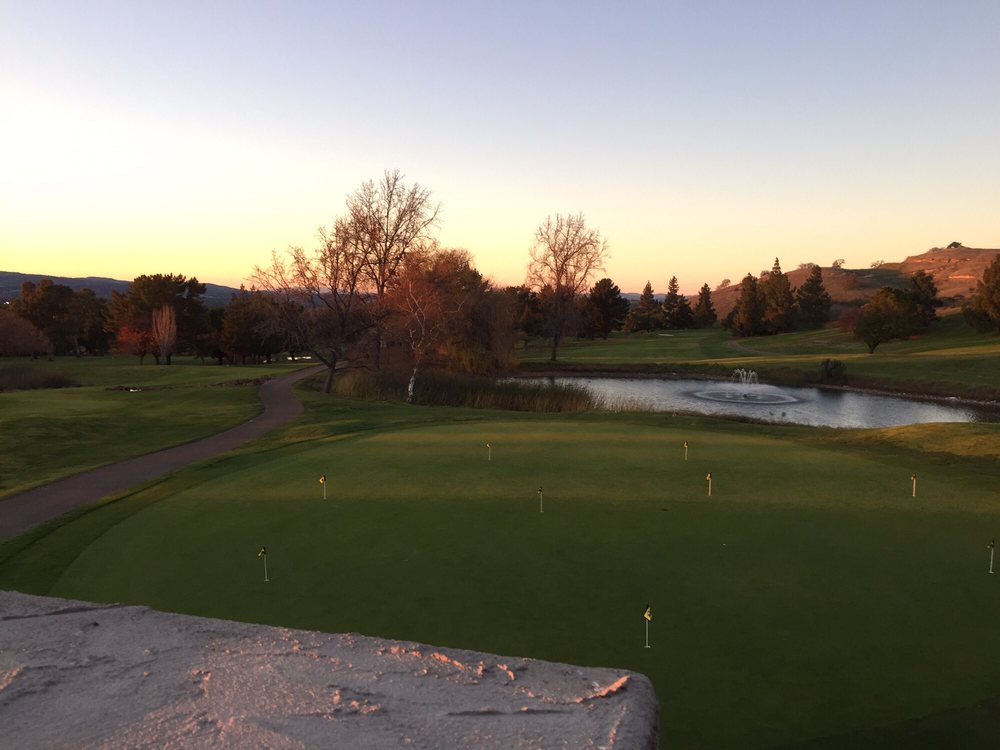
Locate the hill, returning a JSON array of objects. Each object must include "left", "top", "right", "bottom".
[
  {"left": 707, "top": 244, "right": 998, "bottom": 318},
  {"left": 0, "top": 271, "right": 241, "bottom": 308}
]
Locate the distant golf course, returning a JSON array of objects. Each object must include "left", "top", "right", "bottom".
[{"left": 2, "top": 317, "right": 1000, "bottom": 748}]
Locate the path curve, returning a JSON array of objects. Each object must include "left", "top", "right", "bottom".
[{"left": 0, "top": 366, "right": 323, "bottom": 541}]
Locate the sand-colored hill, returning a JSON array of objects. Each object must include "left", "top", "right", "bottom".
[{"left": 709, "top": 245, "right": 998, "bottom": 318}]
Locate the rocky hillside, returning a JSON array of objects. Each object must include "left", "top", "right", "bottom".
[{"left": 709, "top": 244, "right": 998, "bottom": 318}]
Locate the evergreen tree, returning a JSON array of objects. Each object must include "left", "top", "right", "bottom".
[
  {"left": 795, "top": 265, "right": 832, "bottom": 329},
  {"left": 624, "top": 282, "right": 658, "bottom": 332},
  {"left": 729, "top": 273, "right": 766, "bottom": 337},
  {"left": 585, "top": 278, "right": 630, "bottom": 339},
  {"left": 906, "top": 270, "right": 941, "bottom": 329},
  {"left": 761, "top": 258, "right": 796, "bottom": 333},
  {"left": 692, "top": 283, "right": 717, "bottom": 328},
  {"left": 963, "top": 253, "right": 1000, "bottom": 333},
  {"left": 661, "top": 276, "right": 694, "bottom": 329}
]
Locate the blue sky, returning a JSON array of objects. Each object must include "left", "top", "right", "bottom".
[{"left": 2, "top": 1, "right": 998, "bottom": 293}]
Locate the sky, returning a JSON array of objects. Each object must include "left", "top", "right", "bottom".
[{"left": 2, "top": 0, "right": 999, "bottom": 294}]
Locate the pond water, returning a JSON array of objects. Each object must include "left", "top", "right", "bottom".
[{"left": 525, "top": 376, "right": 997, "bottom": 428}]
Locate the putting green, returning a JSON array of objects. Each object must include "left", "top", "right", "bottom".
[{"left": 3, "top": 414, "right": 1000, "bottom": 748}]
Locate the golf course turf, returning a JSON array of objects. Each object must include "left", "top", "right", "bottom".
[{"left": 2, "top": 390, "right": 999, "bottom": 748}]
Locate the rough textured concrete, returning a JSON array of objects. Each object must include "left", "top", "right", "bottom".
[
  {"left": 0, "top": 365, "right": 323, "bottom": 540},
  {"left": 0, "top": 591, "right": 659, "bottom": 749}
]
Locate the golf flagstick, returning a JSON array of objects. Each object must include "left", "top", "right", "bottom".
[
  {"left": 258, "top": 546, "right": 268, "bottom": 582},
  {"left": 643, "top": 605, "right": 652, "bottom": 648}
]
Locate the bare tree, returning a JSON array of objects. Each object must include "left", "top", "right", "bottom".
[
  {"left": 527, "top": 213, "right": 607, "bottom": 361},
  {"left": 252, "top": 221, "right": 370, "bottom": 394},
  {"left": 344, "top": 169, "right": 441, "bottom": 367},
  {"left": 151, "top": 304, "right": 177, "bottom": 365}
]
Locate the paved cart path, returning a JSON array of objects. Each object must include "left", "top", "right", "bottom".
[{"left": 0, "top": 365, "right": 323, "bottom": 541}]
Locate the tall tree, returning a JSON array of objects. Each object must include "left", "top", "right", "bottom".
[
  {"left": 252, "top": 222, "right": 370, "bottom": 393},
  {"left": 108, "top": 274, "right": 207, "bottom": 361},
  {"left": 624, "top": 282, "right": 658, "bottom": 333},
  {"left": 585, "top": 278, "right": 630, "bottom": 339},
  {"left": 963, "top": 253, "right": 1000, "bottom": 333},
  {"left": 727, "top": 273, "right": 766, "bottom": 337},
  {"left": 906, "top": 270, "right": 941, "bottom": 329},
  {"left": 854, "top": 287, "right": 915, "bottom": 353},
  {"left": 10, "top": 280, "right": 77, "bottom": 354},
  {"left": 761, "top": 258, "right": 796, "bottom": 333},
  {"left": 343, "top": 170, "right": 440, "bottom": 367},
  {"left": 221, "top": 289, "right": 283, "bottom": 364},
  {"left": 0, "top": 309, "right": 51, "bottom": 357},
  {"left": 795, "top": 265, "right": 832, "bottom": 329},
  {"left": 506, "top": 285, "right": 544, "bottom": 342},
  {"left": 692, "top": 283, "right": 717, "bottom": 328},
  {"left": 526, "top": 213, "right": 607, "bottom": 361},
  {"left": 151, "top": 305, "right": 177, "bottom": 365},
  {"left": 68, "top": 289, "right": 111, "bottom": 355},
  {"left": 662, "top": 276, "right": 694, "bottom": 329}
]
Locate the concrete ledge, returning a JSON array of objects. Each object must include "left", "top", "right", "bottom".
[{"left": 0, "top": 591, "right": 659, "bottom": 748}]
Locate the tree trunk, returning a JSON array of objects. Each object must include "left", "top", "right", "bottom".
[
  {"left": 322, "top": 351, "right": 339, "bottom": 395},
  {"left": 406, "top": 365, "right": 418, "bottom": 404},
  {"left": 549, "top": 330, "right": 561, "bottom": 362}
]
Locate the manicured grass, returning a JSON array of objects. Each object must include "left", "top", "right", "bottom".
[
  {"left": 3, "top": 396, "right": 999, "bottom": 748},
  {"left": 0, "top": 356, "right": 309, "bottom": 498}
]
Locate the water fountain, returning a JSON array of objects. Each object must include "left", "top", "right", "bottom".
[{"left": 693, "top": 369, "right": 798, "bottom": 405}]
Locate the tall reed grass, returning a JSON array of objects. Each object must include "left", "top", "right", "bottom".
[{"left": 329, "top": 369, "right": 598, "bottom": 412}]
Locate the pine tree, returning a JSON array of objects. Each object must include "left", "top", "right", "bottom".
[
  {"left": 585, "top": 278, "right": 630, "bottom": 339},
  {"left": 692, "top": 283, "right": 717, "bottom": 328},
  {"left": 624, "top": 282, "right": 658, "bottom": 332},
  {"left": 729, "top": 273, "right": 766, "bottom": 337},
  {"left": 661, "top": 276, "right": 680, "bottom": 328},
  {"left": 761, "top": 258, "right": 796, "bottom": 333},
  {"left": 963, "top": 253, "right": 1000, "bottom": 333},
  {"left": 906, "top": 270, "right": 941, "bottom": 329},
  {"left": 795, "top": 265, "right": 832, "bottom": 329}
]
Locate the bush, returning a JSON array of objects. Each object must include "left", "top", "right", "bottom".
[
  {"left": 819, "top": 359, "right": 847, "bottom": 384},
  {"left": 0, "top": 366, "right": 79, "bottom": 392}
]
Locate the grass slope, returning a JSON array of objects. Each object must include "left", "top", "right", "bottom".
[
  {"left": 2, "top": 394, "right": 999, "bottom": 749},
  {"left": 0, "top": 357, "right": 307, "bottom": 498}
]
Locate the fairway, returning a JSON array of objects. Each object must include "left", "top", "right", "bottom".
[
  {"left": 3, "top": 401, "right": 999, "bottom": 748},
  {"left": 0, "top": 357, "right": 309, "bottom": 497}
]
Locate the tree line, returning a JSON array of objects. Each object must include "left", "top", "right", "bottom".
[
  {"left": 4, "top": 170, "right": 999, "bottom": 375},
  {"left": 722, "top": 260, "right": 833, "bottom": 336}
]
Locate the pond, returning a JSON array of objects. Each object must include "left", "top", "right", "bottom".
[{"left": 523, "top": 376, "right": 997, "bottom": 428}]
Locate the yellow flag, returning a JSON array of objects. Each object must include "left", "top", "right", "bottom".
[
  {"left": 319, "top": 475, "right": 327, "bottom": 484},
  {"left": 258, "top": 546, "right": 266, "bottom": 558},
  {"left": 643, "top": 605, "right": 652, "bottom": 622}
]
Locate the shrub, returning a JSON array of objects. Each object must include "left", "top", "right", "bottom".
[
  {"left": 0, "top": 366, "right": 79, "bottom": 392},
  {"left": 819, "top": 359, "right": 847, "bottom": 384}
]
